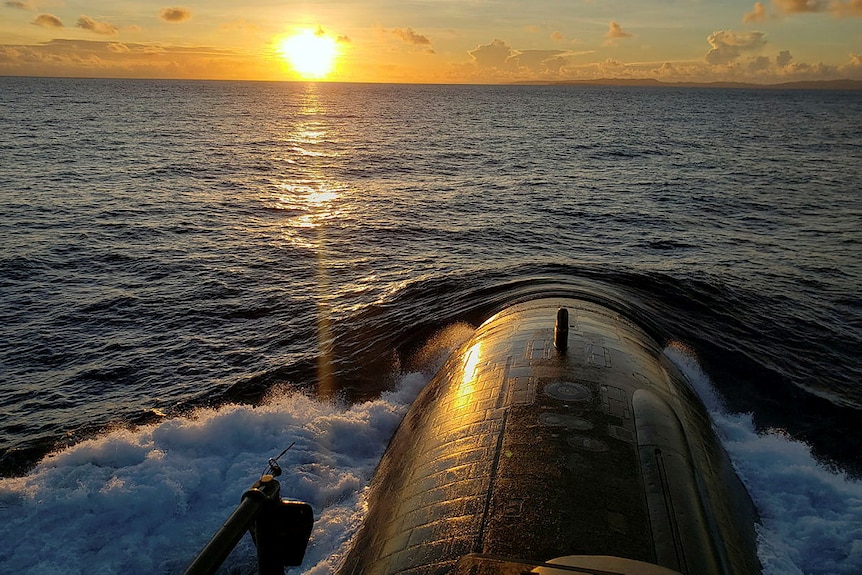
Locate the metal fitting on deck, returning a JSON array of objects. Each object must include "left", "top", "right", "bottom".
[{"left": 554, "top": 307, "right": 569, "bottom": 353}]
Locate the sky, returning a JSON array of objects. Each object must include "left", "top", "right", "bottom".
[{"left": 1, "top": 0, "right": 861, "bottom": 83}]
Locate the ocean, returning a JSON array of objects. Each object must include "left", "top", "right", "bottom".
[{"left": 0, "top": 77, "right": 859, "bottom": 574}]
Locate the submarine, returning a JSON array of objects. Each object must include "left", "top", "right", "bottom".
[
  {"left": 186, "top": 296, "right": 761, "bottom": 575},
  {"left": 334, "top": 296, "right": 761, "bottom": 575}
]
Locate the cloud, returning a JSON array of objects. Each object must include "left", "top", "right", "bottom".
[
  {"left": 551, "top": 31, "right": 566, "bottom": 42},
  {"left": 647, "top": 61, "right": 712, "bottom": 80},
  {"left": 744, "top": 49, "right": 824, "bottom": 76},
  {"left": 32, "top": 13, "right": 62, "bottom": 28},
  {"left": 159, "top": 7, "right": 191, "bottom": 23},
  {"left": 772, "top": 0, "right": 827, "bottom": 13},
  {"left": 307, "top": 26, "right": 349, "bottom": 44},
  {"left": 604, "top": 21, "right": 632, "bottom": 45},
  {"left": 705, "top": 30, "right": 766, "bottom": 65},
  {"left": 468, "top": 39, "right": 514, "bottom": 69},
  {"left": 510, "top": 49, "right": 568, "bottom": 73},
  {"left": 743, "top": 2, "right": 768, "bottom": 22},
  {"left": 770, "top": 0, "right": 861, "bottom": 16},
  {"left": 220, "top": 19, "right": 260, "bottom": 33},
  {"left": 749, "top": 55, "right": 772, "bottom": 71},
  {"left": 106, "top": 43, "right": 130, "bottom": 53},
  {"left": 392, "top": 28, "right": 430, "bottom": 46},
  {"left": 741, "top": 0, "right": 861, "bottom": 19},
  {"left": 781, "top": 60, "right": 840, "bottom": 78},
  {"left": 0, "top": 38, "right": 261, "bottom": 80},
  {"left": 7, "top": 0, "right": 72, "bottom": 10},
  {"left": 77, "top": 16, "right": 118, "bottom": 36},
  {"left": 466, "top": 38, "right": 576, "bottom": 79},
  {"left": 842, "top": 53, "right": 862, "bottom": 78},
  {"left": 830, "top": 0, "right": 862, "bottom": 16},
  {"left": 653, "top": 62, "right": 678, "bottom": 78},
  {"left": 606, "top": 21, "right": 632, "bottom": 39}
]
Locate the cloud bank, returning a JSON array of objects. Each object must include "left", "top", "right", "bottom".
[{"left": 743, "top": 0, "right": 862, "bottom": 20}]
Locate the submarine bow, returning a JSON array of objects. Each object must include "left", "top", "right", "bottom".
[{"left": 336, "top": 297, "right": 760, "bottom": 575}]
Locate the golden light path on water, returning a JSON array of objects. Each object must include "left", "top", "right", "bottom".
[{"left": 275, "top": 84, "right": 348, "bottom": 398}]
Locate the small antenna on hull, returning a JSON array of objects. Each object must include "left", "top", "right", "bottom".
[
  {"left": 554, "top": 308, "right": 569, "bottom": 353},
  {"left": 262, "top": 441, "right": 295, "bottom": 479}
]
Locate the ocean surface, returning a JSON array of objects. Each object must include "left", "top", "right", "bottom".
[{"left": 0, "top": 77, "right": 860, "bottom": 574}]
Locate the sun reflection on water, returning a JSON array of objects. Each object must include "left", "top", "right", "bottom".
[
  {"left": 269, "top": 84, "right": 349, "bottom": 397},
  {"left": 275, "top": 181, "right": 344, "bottom": 250}
]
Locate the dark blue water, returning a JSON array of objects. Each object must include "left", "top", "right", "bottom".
[{"left": 0, "top": 78, "right": 860, "bottom": 574}]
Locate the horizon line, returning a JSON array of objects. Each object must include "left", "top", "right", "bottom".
[{"left": 2, "top": 74, "right": 861, "bottom": 90}]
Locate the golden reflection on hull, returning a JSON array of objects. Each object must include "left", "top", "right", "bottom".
[
  {"left": 455, "top": 342, "right": 482, "bottom": 412},
  {"left": 336, "top": 297, "right": 761, "bottom": 575}
]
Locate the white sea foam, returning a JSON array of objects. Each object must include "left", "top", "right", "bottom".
[
  {"left": 0, "top": 372, "right": 431, "bottom": 575},
  {"left": 3, "top": 339, "right": 859, "bottom": 575},
  {"left": 665, "top": 344, "right": 862, "bottom": 575}
]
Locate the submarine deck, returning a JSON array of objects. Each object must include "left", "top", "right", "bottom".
[{"left": 337, "top": 297, "right": 759, "bottom": 575}]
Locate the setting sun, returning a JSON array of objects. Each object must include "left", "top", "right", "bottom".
[{"left": 277, "top": 29, "right": 339, "bottom": 79}]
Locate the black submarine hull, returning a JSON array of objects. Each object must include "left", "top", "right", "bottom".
[{"left": 337, "top": 297, "right": 760, "bottom": 575}]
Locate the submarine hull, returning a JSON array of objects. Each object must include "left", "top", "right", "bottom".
[{"left": 337, "top": 297, "right": 760, "bottom": 575}]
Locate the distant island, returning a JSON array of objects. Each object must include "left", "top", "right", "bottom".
[{"left": 514, "top": 78, "right": 862, "bottom": 90}]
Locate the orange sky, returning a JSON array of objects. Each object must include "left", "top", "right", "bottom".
[{"left": 1, "top": 1, "right": 861, "bottom": 83}]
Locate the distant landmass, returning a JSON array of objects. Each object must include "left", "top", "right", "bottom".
[{"left": 514, "top": 78, "right": 862, "bottom": 90}]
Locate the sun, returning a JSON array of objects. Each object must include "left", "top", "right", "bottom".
[{"left": 277, "top": 29, "right": 339, "bottom": 79}]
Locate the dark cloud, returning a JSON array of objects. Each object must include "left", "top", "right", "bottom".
[
  {"left": 77, "top": 16, "right": 118, "bottom": 36},
  {"left": 32, "top": 13, "right": 63, "bottom": 28},
  {"left": 159, "top": 7, "right": 191, "bottom": 23},
  {"left": 777, "top": 49, "right": 793, "bottom": 67},
  {"left": 5, "top": 1, "right": 32, "bottom": 10},
  {"left": 749, "top": 55, "right": 771, "bottom": 71}
]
